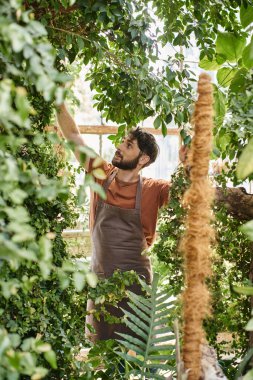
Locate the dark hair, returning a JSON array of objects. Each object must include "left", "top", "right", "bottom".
[{"left": 128, "top": 127, "right": 159, "bottom": 167}]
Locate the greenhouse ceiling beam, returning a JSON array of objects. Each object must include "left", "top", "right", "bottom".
[{"left": 48, "top": 125, "right": 179, "bottom": 135}]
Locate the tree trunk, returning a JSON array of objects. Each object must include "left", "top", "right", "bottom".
[{"left": 215, "top": 187, "right": 253, "bottom": 222}]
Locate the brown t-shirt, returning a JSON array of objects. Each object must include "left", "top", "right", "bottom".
[{"left": 87, "top": 159, "right": 170, "bottom": 247}]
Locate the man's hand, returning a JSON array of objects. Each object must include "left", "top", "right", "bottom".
[{"left": 56, "top": 103, "right": 91, "bottom": 171}]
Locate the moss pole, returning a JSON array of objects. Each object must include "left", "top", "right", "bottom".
[{"left": 181, "top": 73, "right": 215, "bottom": 379}]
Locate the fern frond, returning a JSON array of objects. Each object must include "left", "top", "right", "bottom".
[
  {"left": 126, "top": 302, "right": 151, "bottom": 324},
  {"left": 152, "top": 344, "right": 176, "bottom": 352},
  {"left": 127, "top": 292, "right": 151, "bottom": 315},
  {"left": 155, "top": 292, "right": 174, "bottom": 305},
  {"left": 138, "top": 278, "right": 152, "bottom": 295},
  {"left": 116, "top": 273, "right": 176, "bottom": 379},
  {"left": 129, "top": 369, "right": 165, "bottom": 380},
  {"left": 117, "top": 333, "right": 146, "bottom": 349},
  {"left": 148, "top": 355, "right": 174, "bottom": 361},
  {"left": 116, "top": 351, "right": 143, "bottom": 366},
  {"left": 155, "top": 300, "right": 175, "bottom": 312},
  {"left": 146, "top": 363, "right": 172, "bottom": 370},
  {"left": 153, "top": 317, "right": 171, "bottom": 327},
  {"left": 151, "top": 335, "right": 174, "bottom": 345},
  {"left": 117, "top": 339, "right": 144, "bottom": 356},
  {"left": 155, "top": 308, "right": 173, "bottom": 319},
  {"left": 122, "top": 309, "right": 150, "bottom": 334},
  {"left": 153, "top": 327, "right": 174, "bottom": 335}
]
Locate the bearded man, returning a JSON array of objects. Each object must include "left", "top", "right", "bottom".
[{"left": 57, "top": 103, "right": 186, "bottom": 341}]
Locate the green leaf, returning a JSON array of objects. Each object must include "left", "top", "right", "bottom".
[
  {"left": 216, "top": 54, "right": 227, "bottom": 65},
  {"left": 236, "top": 138, "right": 253, "bottom": 180},
  {"left": 5, "top": 206, "right": 30, "bottom": 222},
  {"left": 240, "top": 220, "right": 253, "bottom": 241},
  {"left": 35, "top": 342, "right": 51, "bottom": 353},
  {"left": 78, "top": 145, "right": 97, "bottom": 158},
  {"left": 7, "top": 24, "right": 33, "bottom": 52},
  {"left": 128, "top": 291, "right": 151, "bottom": 308},
  {"left": 38, "top": 237, "right": 52, "bottom": 278},
  {"left": 39, "top": 236, "right": 52, "bottom": 262},
  {"left": 73, "top": 272, "right": 85, "bottom": 292},
  {"left": 130, "top": 369, "right": 165, "bottom": 380},
  {"left": 127, "top": 296, "right": 151, "bottom": 317},
  {"left": 117, "top": 333, "right": 146, "bottom": 350},
  {"left": 240, "top": 5, "right": 253, "bottom": 28},
  {"left": 217, "top": 67, "right": 237, "bottom": 87},
  {"left": 92, "top": 156, "right": 104, "bottom": 168},
  {"left": 150, "top": 342, "right": 176, "bottom": 350},
  {"left": 31, "top": 367, "right": 48, "bottom": 380},
  {"left": 165, "top": 113, "right": 172, "bottom": 124},
  {"left": 242, "top": 39, "right": 253, "bottom": 69},
  {"left": 230, "top": 67, "right": 248, "bottom": 93},
  {"left": 152, "top": 95, "right": 161, "bottom": 107},
  {"left": 126, "top": 302, "right": 150, "bottom": 324},
  {"left": 146, "top": 362, "right": 173, "bottom": 370},
  {"left": 44, "top": 350, "right": 57, "bottom": 369},
  {"left": 199, "top": 56, "right": 221, "bottom": 70},
  {"left": 156, "top": 300, "right": 174, "bottom": 312},
  {"left": 216, "top": 32, "right": 246, "bottom": 62},
  {"left": 92, "top": 168, "right": 106, "bottom": 180},
  {"left": 213, "top": 85, "right": 226, "bottom": 125},
  {"left": 117, "top": 337, "right": 144, "bottom": 355},
  {"left": 85, "top": 272, "right": 97, "bottom": 288},
  {"left": 62, "top": 260, "right": 76, "bottom": 272},
  {"left": 151, "top": 333, "right": 173, "bottom": 345},
  {"left": 9, "top": 189, "right": 28, "bottom": 204},
  {"left": 8, "top": 222, "right": 35, "bottom": 243},
  {"left": 1, "top": 279, "right": 20, "bottom": 299},
  {"left": 156, "top": 292, "right": 172, "bottom": 305},
  {"left": 77, "top": 37, "right": 84, "bottom": 50},
  {"left": 87, "top": 181, "right": 106, "bottom": 200},
  {"left": 17, "top": 249, "right": 37, "bottom": 261},
  {"left": 174, "top": 95, "right": 185, "bottom": 105},
  {"left": 234, "top": 286, "right": 253, "bottom": 296},
  {"left": 161, "top": 121, "right": 167, "bottom": 137},
  {"left": 243, "top": 369, "right": 253, "bottom": 380},
  {"left": 176, "top": 110, "right": 184, "bottom": 124},
  {"left": 122, "top": 309, "right": 150, "bottom": 335},
  {"left": 245, "top": 318, "right": 253, "bottom": 331},
  {"left": 116, "top": 351, "right": 143, "bottom": 366},
  {"left": 154, "top": 116, "right": 162, "bottom": 129},
  {"left": 9, "top": 334, "right": 21, "bottom": 348},
  {"left": 183, "top": 135, "right": 191, "bottom": 145},
  {"left": 235, "top": 348, "right": 253, "bottom": 379},
  {"left": 28, "top": 21, "right": 47, "bottom": 37}
]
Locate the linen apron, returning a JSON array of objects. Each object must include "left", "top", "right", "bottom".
[{"left": 86, "top": 169, "right": 152, "bottom": 341}]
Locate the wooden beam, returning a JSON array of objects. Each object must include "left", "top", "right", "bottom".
[
  {"left": 62, "top": 229, "right": 90, "bottom": 238},
  {"left": 47, "top": 125, "right": 179, "bottom": 136}
]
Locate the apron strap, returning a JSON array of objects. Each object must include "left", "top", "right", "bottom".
[
  {"left": 102, "top": 169, "right": 118, "bottom": 193},
  {"left": 102, "top": 168, "right": 142, "bottom": 211},
  {"left": 135, "top": 175, "right": 142, "bottom": 210}
]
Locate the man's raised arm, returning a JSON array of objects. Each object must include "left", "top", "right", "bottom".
[{"left": 56, "top": 103, "right": 93, "bottom": 172}]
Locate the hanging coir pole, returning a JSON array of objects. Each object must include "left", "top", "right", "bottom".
[{"left": 180, "top": 73, "right": 215, "bottom": 380}]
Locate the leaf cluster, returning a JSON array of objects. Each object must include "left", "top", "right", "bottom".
[
  {"left": 0, "top": 1, "right": 99, "bottom": 378},
  {"left": 152, "top": 167, "right": 253, "bottom": 376}
]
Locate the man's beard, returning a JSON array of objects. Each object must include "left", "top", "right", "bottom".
[{"left": 112, "top": 151, "right": 142, "bottom": 170}]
